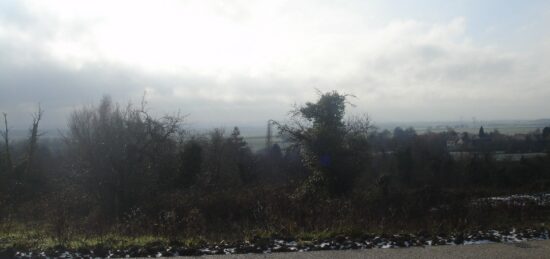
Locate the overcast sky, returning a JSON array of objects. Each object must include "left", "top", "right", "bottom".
[{"left": 1, "top": 0, "right": 549, "bottom": 129}]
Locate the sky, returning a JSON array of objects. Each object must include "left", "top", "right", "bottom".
[{"left": 0, "top": 0, "right": 549, "bottom": 129}]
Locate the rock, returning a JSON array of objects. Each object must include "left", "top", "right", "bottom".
[
  {"left": 488, "top": 234, "right": 501, "bottom": 242},
  {"left": 253, "top": 236, "right": 271, "bottom": 248},
  {"left": 435, "top": 238, "right": 446, "bottom": 246},
  {"left": 110, "top": 249, "right": 125, "bottom": 258},
  {"left": 145, "top": 241, "right": 165, "bottom": 255},
  {"left": 93, "top": 245, "right": 109, "bottom": 258},
  {"left": 454, "top": 233, "right": 464, "bottom": 244},
  {"left": 43, "top": 248, "right": 56, "bottom": 257},
  {"left": 76, "top": 247, "right": 90, "bottom": 255},
  {"left": 334, "top": 235, "right": 346, "bottom": 243},
  {"left": 127, "top": 246, "right": 144, "bottom": 257},
  {"left": 394, "top": 239, "right": 406, "bottom": 247}
]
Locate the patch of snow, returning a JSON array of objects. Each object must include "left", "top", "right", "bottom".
[
  {"left": 286, "top": 241, "right": 298, "bottom": 247},
  {"left": 224, "top": 248, "right": 236, "bottom": 254},
  {"left": 464, "top": 240, "right": 492, "bottom": 245}
]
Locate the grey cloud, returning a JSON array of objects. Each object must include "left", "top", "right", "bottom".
[
  {"left": 0, "top": 42, "right": 298, "bottom": 128},
  {"left": 1, "top": 1, "right": 549, "bottom": 129}
]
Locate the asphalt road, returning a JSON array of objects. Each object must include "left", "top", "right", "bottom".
[{"left": 172, "top": 240, "right": 550, "bottom": 259}]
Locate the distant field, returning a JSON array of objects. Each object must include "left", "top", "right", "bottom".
[
  {"left": 243, "top": 136, "right": 285, "bottom": 152},
  {"left": 243, "top": 123, "right": 548, "bottom": 151}
]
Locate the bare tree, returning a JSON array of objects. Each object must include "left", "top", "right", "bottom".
[
  {"left": 25, "top": 105, "right": 44, "bottom": 177},
  {"left": 65, "top": 96, "right": 185, "bottom": 218},
  {"left": 1, "top": 113, "right": 13, "bottom": 173}
]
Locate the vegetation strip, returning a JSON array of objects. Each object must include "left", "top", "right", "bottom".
[
  {"left": 1, "top": 228, "right": 548, "bottom": 258},
  {"left": 2, "top": 91, "right": 550, "bottom": 258}
]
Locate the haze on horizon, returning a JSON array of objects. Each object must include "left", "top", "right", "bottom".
[{"left": 1, "top": 0, "right": 549, "bottom": 129}]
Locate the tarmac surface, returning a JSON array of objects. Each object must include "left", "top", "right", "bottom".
[{"left": 171, "top": 239, "right": 550, "bottom": 259}]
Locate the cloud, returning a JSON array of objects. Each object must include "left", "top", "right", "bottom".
[{"left": 0, "top": 0, "right": 549, "bottom": 130}]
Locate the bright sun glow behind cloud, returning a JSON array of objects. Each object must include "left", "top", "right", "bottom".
[{"left": 32, "top": 0, "right": 303, "bottom": 76}]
